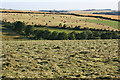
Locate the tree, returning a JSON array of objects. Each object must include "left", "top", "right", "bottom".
[
  {"left": 42, "top": 30, "right": 51, "bottom": 39},
  {"left": 80, "top": 31, "right": 88, "bottom": 39},
  {"left": 59, "top": 23, "right": 62, "bottom": 27},
  {"left": 63, "top": 24, "right": 67, "bottom": 29},
  {"left": 101, "top": 32, "right": 112, "bottom": 39},
  {"left": 34, "top": 30, "right": 44, "bottom": 40},
  {"left": 68, "top": 31, "right": 76, "bottom": 40},
  {"left": 93, "top": 31, "right": 101, "bottom": 37},
  {"left": 49, "top": 31, "right": 59, "bottom": 40},
  {"left": 25, "top": 25, "right": 34, "bottom": 36},
  {"left": 85, "top": 30, "right": 93, "bottom": 39},
  {"left": 112, "top": 32, "right": 119, "bottom": 39},
  {"left": 92, "top": 31, "right": 101, "bottom": 39},
  {"left": 13, "top": 21, "right": 26, "bottom": 33},
  {"left": 58, "top": 32, "right": 68, "bottom": 40},
  {"left": 45, "top": 23, "right": 48, "bottom": 26},
  {"left": 75, "top": 26, "right": 81, "bottom": 30}
]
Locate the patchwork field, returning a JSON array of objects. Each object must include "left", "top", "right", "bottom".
[
  {"left": 1, "top": 13, "right": 118, "bottom": 31},
  {"left": 69, "top": 10, "right": 112, "bottom": 14},
  {"left": 79, "top": 14, "right": 119, "bottom": 20},
  {"left": 2, "top": 40, "right": 120, "bottom": 78}
]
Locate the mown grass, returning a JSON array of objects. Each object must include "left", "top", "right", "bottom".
[
  {"left": 2, "top": 13, "right": 118, "bottom": 31},
  {"left": 2, "top": 40, "right": 120, "bottom": 78},
  {"left": 82, "top": 19, "right": 118, "bottom": 29}
]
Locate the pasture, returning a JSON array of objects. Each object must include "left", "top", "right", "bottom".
[
  {"left": 82, "top": 19, "right": 118, "bottom": 29},
  {"left": 1, "top": 13, "right": 118, "bottom": 31},
  {"left": 2, "top": 40, "right": 120, "bottom": 78},
  {"left": 79, "top": 14, "right": 119, "bottom": 20},
  {"left": 69, "top": 10, "right": 112, "bottom": 14}
]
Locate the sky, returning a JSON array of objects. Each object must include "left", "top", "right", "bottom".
[{"left": 0, "top": 0, "right": 119, "bottom": 10}]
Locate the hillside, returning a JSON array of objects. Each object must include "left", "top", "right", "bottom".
[
  {"left": 1, "top": 13, "right": 119, "bottom": 31},
  {"left": 2, "top": 40, "right": 120, "bottom": 78}
]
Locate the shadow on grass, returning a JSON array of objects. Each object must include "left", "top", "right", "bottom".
[
  {"left": 13, "top": 37, "right": 25, "bottom": 39},
  {"left": 2, "top": 26, "right": 26, "bottom": 40}
]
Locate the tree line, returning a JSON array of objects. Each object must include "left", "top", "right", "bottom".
[{"left": 2, "top": 21, "right": 120, "bottom": 40}]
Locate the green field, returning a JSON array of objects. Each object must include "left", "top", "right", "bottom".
[
  {"left": 82, "top": 19, "right": 118, "bottom": 29},
  {"left": 35, "top": 27, "right": 83, "bottom": 34}
]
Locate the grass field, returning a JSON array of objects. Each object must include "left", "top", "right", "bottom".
[
  {"left": 79, "top": 14, "right": 119, "bottom": 20},
  {"left": 2, "top": 40, "right": 120, "bottom": 78},
  {"left": 35, "top": 27, "right": 83, "bottom": 34},
  {"left": 69, "top": 10, "right": 112, "bottom": 14},
  {"left": 1, "top": 13, "right": 118, "bottom": 31},
  {"left": 82, "top": 19, "right": 118, "bottom": 29},
  {"left": 1, "top": 10, "right": 120, "bottom": 79}
]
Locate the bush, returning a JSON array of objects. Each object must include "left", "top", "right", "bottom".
[
  {"left": 58, "top": 32, "right": 68, "bottom": 40},
  {"left": 58, "top": 23, "right": 62, "bottom": 27},
  {"left": 13, "top": 21, "right": 26, "bottom": 33},
  {"left": 25, "top": 25, "right": 34, "bottom": 36},
  {"left": 49, "top": 31, "right": 59, "bottom": 40},
  {"left": 62, "top": 24, "right": 67, "bottom": 29},
  {"left": 68, "top": 31, "right": 76, "bottom": 40}
]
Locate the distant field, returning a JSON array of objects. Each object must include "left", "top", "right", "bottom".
[
  {"left": 2, "top": 40, "right": 120, "bottom": 78},
  {"left": 68, "top": 10, "right": 119, "bottom": 20},
  {"left": 1, "top": 13, "right": 118, "bottom": 31},
  {"left": 79, "top": 14, "right": 119, "bottom": 20},
  {"left": 82, "top": 19, "right": 118, "bottom": 29},
  {"left": 69, "top": 10, "right": 112, "bottom": 14},
  {"left": 0, "top": 9, "right": 50, "bottom": 14}
]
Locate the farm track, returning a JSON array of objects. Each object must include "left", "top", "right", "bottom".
[{"left": 2, "top": 40, "right": 120, "bottom": 78}]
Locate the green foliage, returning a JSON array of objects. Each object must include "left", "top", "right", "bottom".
[
  {"left": 25, "top": 25, "right": 34, "bottom": 36},
  {"left": 42, "top": 30, "right": 51, "bottom": 39},
  {"left": 86, "top": 30, "right": 94, "bottom": 39},
  {"left": 63, "top": 24, "right": 67, "bottom": 29},
  {"left": 49, "top": 31, "right": 59, "bottom": 40},
  {"left": 45, "top": 23, "right": 48, "bottom": 26},
  {"left": 101, "top": 32, "right": 113, "bottom": 39},
  {"left": 34, "top": 30, "right": 44, "bottom": 40},
  {"left": 2, "top": 21, "right": 120, "bottom": 40},
  {"left": 68, "top": 31, "right": 76, "bottom": 40},
  {"left": 13, "top": 21, "right": 26, "bottom": 33},
  {"left": 58, "top": 32, "right": 68, "bottom": 40},
  {"left": 75, "top": 26, "right": 81, "bottom": 30},
  {"left": 58, "top": 23, "right": 62, "bottom": 27},
  {"left": 80, "top": 31, "right": 88, "bottom": 39}
]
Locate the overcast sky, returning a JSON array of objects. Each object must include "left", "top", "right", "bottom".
[{"left": 1, "top": 0, "right": 119, "bottom": 10}]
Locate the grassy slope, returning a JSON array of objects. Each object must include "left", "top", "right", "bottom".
[
  {"left": 82, "top": 19, "right": 118, "bottom": 29},
  {"left": 2, "top": 13, "right": 118, "bottom": 31}
]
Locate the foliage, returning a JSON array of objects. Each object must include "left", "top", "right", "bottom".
[
  {"left": 2, "top": 21, "right": 120, "bottom": 40},
  {"left": 25, "top": 25, "right": 34, "bottom": 36}
]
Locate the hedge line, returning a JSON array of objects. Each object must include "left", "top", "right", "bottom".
[{"left": 2, "top": 21, "right": 120, "bottom": 40}]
